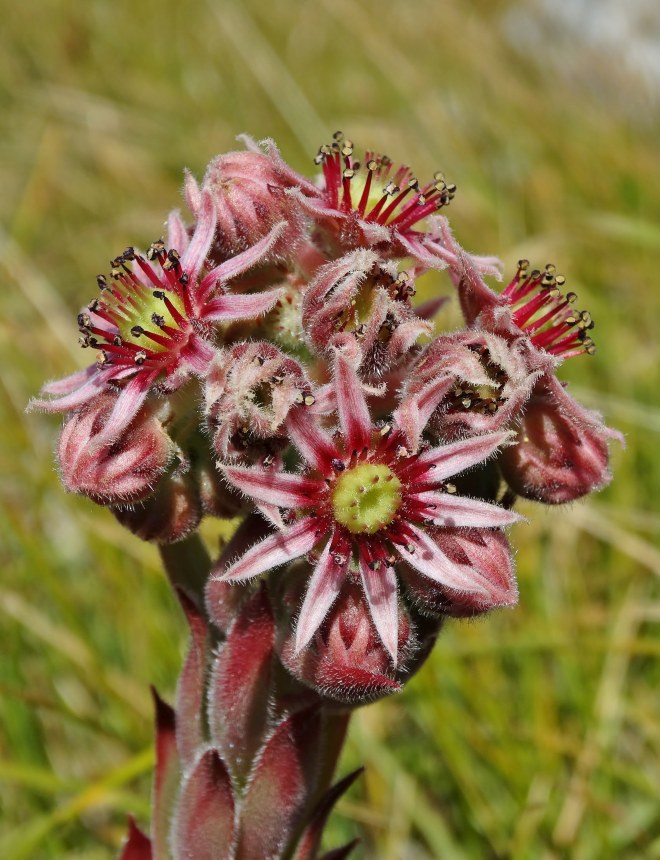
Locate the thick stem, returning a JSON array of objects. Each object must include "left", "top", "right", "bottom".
[{"left": 159, "top": 533, "right": 211, "bottom": 615}]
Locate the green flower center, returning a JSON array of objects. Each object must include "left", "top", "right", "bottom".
[
  {"left": 332, "top": 463, "right": 402, "bottom": 535},
  {"left": 109, "top": 289, "right": 186, "bottom": 352}
]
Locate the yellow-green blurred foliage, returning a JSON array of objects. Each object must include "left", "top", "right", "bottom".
[{"left": 2, "top": 0, "right": 660, "bottom": 857}]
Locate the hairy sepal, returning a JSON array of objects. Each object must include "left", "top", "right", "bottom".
[
  {"left": 170, "top": 748, "right": 236, "bottom": 860},
  {"left": 234, "top": 705, "right": 322, "bottom": 860},
  {"left": 208, "top": 584, "right": 275, "bottom": 783}
]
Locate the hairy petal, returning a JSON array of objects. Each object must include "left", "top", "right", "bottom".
[
  {"left": 286, "top": 407, "right": 340, "bottom": 473},
  {"left": 295, "top": 534, "right": 349, "bottom": 654},
  {"left": 359, "top": 550, "right": 399, "bottom": 665},
  {"left": 334, "top": 351, "right": 371, "bottom": 453},
  {"left": 202, "top": 287, "right": 284, "bottom": 322},
  {"left": 394, "top": 523, "right": 490, "bottom": 594},
  {"left": 414, "top": 430, "right": 514, "bottom": 482},
  {"left": 217, "top": 517, "right": 322, "bottom": 583},
  {"left": 410, "top": 491, "right": 523, "bottom": 528},
  {"left": 222, "top": 464, "right": 322, "bottom": 509}
]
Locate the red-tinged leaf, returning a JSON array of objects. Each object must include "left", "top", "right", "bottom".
[
  {"left": 205, "top": 514, "right": 271, "bottom": 634},
  {"left": 175, "top": 589, "right": 209, "bottom": 768},
  {"left": 235, "top": 706, "right": 322, "bottom": 860},
  {"left": 291, "top": 769, "right": 363, "bottom": 860},
  {"left": 170, "top": 748, "right": 236, "bottom": 860},
  {"left": 209, "top": 584, "right": 274, "bottom": 782},
  {"left": 319, "top": 838, "right": 360, "bottom": 860},
  {"left": 151, "top": 690, "right": 180, "bottom": 860},
  {"left": 120, "top": 817, "right": 152, "bottom": 860}
]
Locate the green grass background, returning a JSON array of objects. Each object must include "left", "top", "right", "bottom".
[{"left": 2, "top": 0, "right": 660, "bottom": 857}]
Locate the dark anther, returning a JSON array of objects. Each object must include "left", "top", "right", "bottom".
[
  {"left": 96, "top": 274, "right": 107, "bottom": 290},
  {"left": 87, "top": 299, "right": 100, "bottom": 313},
  {"left": 134, "top": 351, "right": 147, "bottom": 365},
  {"left": 178, "top": 272, "right": 189, "bottom": 286},
  {"left": 152, "top": 290, "right": 165, "bottom": 300},
  {"left": 123, "top": 247, "right": 136, "bottom": 261},
  {"left": 77, "top": 312, "right": 91, "bottom": 330},
  {"left": 131, "top": 325, "right": 144, "bottom": 338},
  {"left": 113, "top": 336, "right": 122, "bottom": 346},
  {"left": 151, "top": 313, "right": 165, "bottom": 328},
  {"left": 331, "top": 458, "right": 346, "bottom": 472},
  {"left": 162, "top": 249, "right": 181, "bottom": 272}
]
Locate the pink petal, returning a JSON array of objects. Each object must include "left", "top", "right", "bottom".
[
  {"left": 410, "top": 491, "right": 522, "bottom": 528},
  {"left": 393, "top": 374, "right": 454, "bottom": 450},
  {"left": 334, "top": 351, "right": 371, "bottom": 453},
  {"left": 218, "top": 516, "right": 322, "bottom": 583},
  {"left": 166, "top": 209, "right": 190, "bottom": 256},
  {"left": 394, "top": 523, "right": 490, "bottom": 594},
  {"left": 183, "top": 168, "right": 202, "bottom": 215},
  {"left": 182, "top": 189, "right": 216, "bottom": 284},
  {"left": 30, "top": 368, "right": 108, "bottom": 413},
  {"left": 40, "top": 365, "right": 96, "bottom": 396},
  {"left": 359, "top": 551, "right": 399, "bottom": 665},
  {"left": 415, "top": 430, "right": 514, "bottom": 481},
  {"left": 222, "top": 464, "right": 322, "bottom": 509},
  {"left": 179, "top": 333, "right": 215, "bottom": 374},
  {"left": 262, "top": 138, "right": 321, "bottom": 196},
  {"left": 202, "top": 287, "right": 284, "bottom": 322},
  {"left": 295, "top": 534, "right": 349, "bottom": 653},
  {"left": 94, "top": 373, "right": 153, "bottom": 445},
  {"left": 286, "top": 407, "right": 340, "bottom": 474},
  {"left": 198, "top": 221, "right": 287, "bottom": 301}
]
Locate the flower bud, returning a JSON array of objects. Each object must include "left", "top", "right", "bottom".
[
  {"left": 401, "top": 528, "right": 518, "bottom": 617},
  {"left": 397, "top": 330, "right": 540, "bottom": 447},
  {"left": 112, "top": 471, "right": 202, "bottom": 544},
  {"left": 279, "top": 579, "right": 416, "bottom": 706},
  {"left": 58, "top": 394, "right": 171, "bottom": 505},
  {"left": 499, "top": 376, "right": 614, "bottom": 504},
  {"left": 196, "top": 149, "right": 306, "bottom": 256},
  {"left": 302, "top": 251, "right": 432, "bottom": 376},
  {"left": 205, "top": 342, "right": 308, "bottom": 461}
]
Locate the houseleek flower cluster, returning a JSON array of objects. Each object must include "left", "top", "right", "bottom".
[{"left": 34, "top": 132, "right": 620, "bottom": 859}]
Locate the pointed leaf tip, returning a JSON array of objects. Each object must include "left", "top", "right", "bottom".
[
  {"left": 172, "top": 748, "right": 236, "bottom": 860},
  {"left": 291, "top": 768, "right": 364, "bottom": 860},
  {"left": 319, "top": 838, "right": 361, "bottom": 860},
  {"left": 120, "top": 817, "right": 152, "bottom": 860}
]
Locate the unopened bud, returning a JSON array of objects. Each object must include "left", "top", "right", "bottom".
[
  {"left": 279, "top": 581, "right": 415, "bottom": 706},
  {"left": 57, "top": 394, "right": 171, "bottom": 506},
  {"left": 500, "top": 383, "right": 614, "bottom": 504},
  {"left": 112, "top": 472, "right": 202, "bottom": 544}
]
